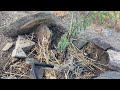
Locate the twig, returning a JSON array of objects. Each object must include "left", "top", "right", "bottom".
[{"left": 4, "top": 72, "right": 31, "bottom": 78}]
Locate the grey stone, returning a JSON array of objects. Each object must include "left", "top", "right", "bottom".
[
  {"left": 2, "top": 42, "right": 14, "bottom": 51},
  {"left": 0, "top": 12, "right": 67, "bottom": 37},
  {"left": 25, "top": 58, "right": 39, "bottom": 64},
  {"left": 16, "top": 35, "right": 35, "bottom": 52},
  {"left": 94, "top": 71, "right": 120, "bottom": 79},
  {"left": 107, "top": 49, "right": 120, "bottom": 68},
  {"left": 11, "top": 35, "right": 35, "bottom": 58},
  {"left": 12, "top": 48, "right": 27, "bottom": 58},
  {"left": 0, "top": 11, "right": 28, "bottom": 28},
  {"left": 91, "top": 38, "right": 111, "bottom": 51},
  {"left": 72, "top": 39, "right": 88, "bottom": 49}
]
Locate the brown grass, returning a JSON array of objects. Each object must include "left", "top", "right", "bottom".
[{"left": 33, "top": 33, "right": 106, "bottom": 79}]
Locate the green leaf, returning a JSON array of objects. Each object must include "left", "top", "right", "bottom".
[{"left": 57, "top": 33, "right": 69, "bottom": 52}]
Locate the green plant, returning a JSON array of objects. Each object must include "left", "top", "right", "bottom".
[{"left": 57, "top": 33, "right": 69, "bottom": 52}]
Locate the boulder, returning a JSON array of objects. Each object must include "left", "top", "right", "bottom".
[
  {"left": 0, "top": 12, "right": 67, "bottom": 37},
  {"left": 72, "top": 38, "right": 88, "bottom": 49},
  {"left": 94, "top": 71, "right": 120, "bottom": 79},
  {"left": 91, "top": 38, "right": 111, "bottom": 51},
  {"left": 107, "top": 49, "right": 120, "bottom": 68}
]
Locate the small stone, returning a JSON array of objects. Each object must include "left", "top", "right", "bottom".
[
  {"left": 12, "top": 48, "right": 27, "bottom": 58},
  {"left": 25, "top": 58, "right": 39, "bottom": 64},
  {"left": 72, "top": 39, "right": 88, "bottom": 49},
  {"left": 91, "top": 38, "right": 111, "bottom": 50},
  {"left": 107, "top": 49, "right": 120, "bottom": 68},
  {"left": 94, "top": 71, "right": 120, "bottom": 79},
  {"left": 11, "top": 58, "right": 19, "bottom": 63},
  {"left": 2, "top": 42, "right": 14, "bottom": 51},
  {"left": 16, "top": 35, "right": 35, "bottom": 52}
]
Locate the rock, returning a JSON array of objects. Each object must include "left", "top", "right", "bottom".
[
  {"left": 107, "top": 49, "right": 120, "bottom": 68},
  {"left": 72, "top": 38, "right": 88, "bottom": 49},
  {"left": 0, "top": 11, "right": 29, "bottom": 28},
  {"left": 16, "top": 35, "right": 35, "bottom": 52},
  {"left": 91, "top": 38, "right": 111, "bottom": 51},
  {"left": 12, "top": 48, "right": 27, "bottom": 58},
  {"left": 11, "top": 58, "right": 19, "bottom": 63},
  {"left": 82, "top": 42, "right": 109, "bottom": 65},
  {"left": 1, "top": 12, "right": 67, "bottom": 37},
  {"left": 25, "top": 58, "right": 39, "bottom": 64},
  {"left": 2, "top": 42, "right": 14, "bottom": 51},
  {"left": 11, "top": 35, "right": 35, "bottom": 58},
  {"left": 94, "top": 71, "right": 120, "bottom": 79}
]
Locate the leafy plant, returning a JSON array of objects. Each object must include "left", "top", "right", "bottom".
[{"left": 57, "top": 33, "right": 69, "bottom": 52}]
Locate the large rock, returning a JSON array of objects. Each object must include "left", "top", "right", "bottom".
[
  {"left": 72, "top": 38, "right": 88, "bottom": 49},
  {"left": 91, "top": 38, "right": 112, "bottom": 51},
  {"left": 0, "top": 11, "right": 29, "bottom": 28},
  {"left": 94, "top": 71, "right": 120, "bottom": 79},
  {"left": 107, "top": 49, "right": 120, "bottom": 68},
  {"left": 0, "top": 12, "right": 67, "bottom": 37}
]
